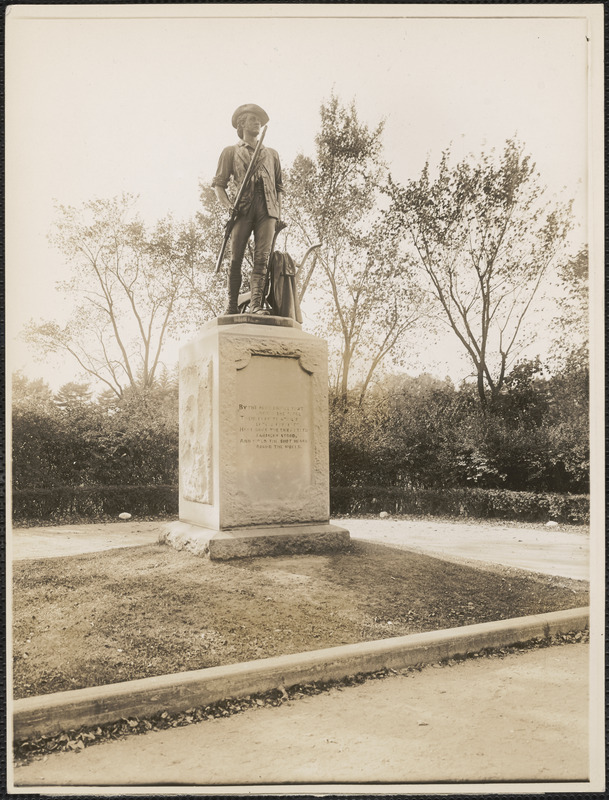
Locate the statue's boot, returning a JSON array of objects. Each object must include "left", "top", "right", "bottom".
[
  {"left": 224, "top": 266, "right": 241, "bottom": 315},
  {"left": 249, "top": 272, "right": 270, "bottom": 315}
]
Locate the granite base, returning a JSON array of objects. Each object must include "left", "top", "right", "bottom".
[{"left": 163, "top": 520, "right": 350, "bottom": 561}]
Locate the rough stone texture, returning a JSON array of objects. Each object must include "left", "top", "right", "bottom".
[
  {"left": 178, "top": 319, "right": 336, "bottom": 541},
  {"left": 162, "top": 521, "right": 350, "bottom": 560},
  {"left": 179, "top": 358, "right": 213, "bottom": 505},
  {"left": 162, "top": 521, "right": 214, "bottom": 557},
  {"left": 211, "top": 525, "right": 350, "bottom": 560}
]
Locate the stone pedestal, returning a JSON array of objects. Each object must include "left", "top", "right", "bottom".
[{"left": 162, "top": 314, "right": 349, "bottom": 560}]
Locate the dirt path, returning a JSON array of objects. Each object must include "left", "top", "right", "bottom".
[
  {"left": 10, "top": 521, "right": 163, "bottom": 560},
  {"left": 12, "top": 642, "right": 589, "bottom": 788},
  {"left": 344, "top": 517, "right": 589, "bottom": 580},
  {"left": 11, "top": 517, "right": 590, "bottom": 580}
]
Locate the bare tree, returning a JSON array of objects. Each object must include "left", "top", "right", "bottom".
[
  {"left": 386, "top": 139, "right": 574, "bottom": 408},
  {"left": 25, "top": 194, "right": 221, "bottom": 397}
]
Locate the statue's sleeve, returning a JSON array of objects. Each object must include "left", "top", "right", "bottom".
[
  {"left": 211, "top": 146, "right": 235, "bottom": 189},
  {"left": 274, "top": 151, "right": 284, "bottom": 194}
]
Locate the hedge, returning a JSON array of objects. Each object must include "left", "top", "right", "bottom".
[
  {"left": 12, "top": 484, "right": 589, "bottom": 526},
  {"left": 329, "top": 486, "right": 590, "bottom": 525},
  {"left": 12, "top": 485, "right": 178, "bottom": 526}
]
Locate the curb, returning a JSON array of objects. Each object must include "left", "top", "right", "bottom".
[{"left": 13, "top": 607, "right": 589, "bottom": 741}]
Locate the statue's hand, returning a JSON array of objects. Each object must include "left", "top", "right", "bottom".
[{"left": 223, "top": 209, "right": 235, "bottom": 232}]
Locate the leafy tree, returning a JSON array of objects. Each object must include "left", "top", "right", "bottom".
[
  {"left": 87, "top": 383, "right": 179, "bottom": 487},
  {"left": 286, "top": 95, "right": 428, "bottom": 403},
  {"left": 53, "top": 382, "right": 93, "bottom": 411},
  {"left": 193, "top": 184, "right": 229, "bottom": 312},
  {"left": 24, "top": 195, "right": 216, "bottom": 398},
  {"left": 11, "top": 371, "right": 55, "bottom": 411},
  {"left": 329, "top": 367, "right": 588, "bottom": 494},
  {"left": 12, "top": 372, "right": 64, "bottom": 489},
  {"left": 12, "top": 374, "right": 180, "bottom": 492},
  {"left": 549, "top": 246, "right": 588, "bottom": 383},
  {"left": 386, "top": 139, "right": 573, "bottom": 409},
  {"left": 493, "top": 358, "right": 550, "bottom": 428},
  {"left": 542, "top": 351, "right": 589, "bottom": 492},
  {"left": 330, "top": 373, "right": 464, "bottom": 488},
  {"left": 543, "top": 247, "right": 589, "bottom": 490},
  {"left": 553, "top": 247, "right": 588, "bottom": 349}
]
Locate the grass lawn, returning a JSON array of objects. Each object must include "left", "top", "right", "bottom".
[{"left": 13, "top": 540, "right": 588, "bottom": 699}]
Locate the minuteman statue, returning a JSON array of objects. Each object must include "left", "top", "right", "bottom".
[{"left": 212, "top": 103, "right": 284, "bottom": 316}]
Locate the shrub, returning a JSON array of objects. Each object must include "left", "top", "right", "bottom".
[
  {"left": 330, "top": 485, "right": 589, "bottom": 524},
  {"left": 13, "top": 484, "right": 589, "bottom": 526},
  {"left": 329, "top": 367, "right": 589, "bottom": 494},
  {"left": 12, "top": 485, "right": 178, "bottom": 526},
  {"left": 12, "top": 380, "right": 179, "bottom": 492}
]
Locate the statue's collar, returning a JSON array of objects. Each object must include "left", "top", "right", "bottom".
[{"left": 238, "top": 139, "right": 263, "bottom": 151}]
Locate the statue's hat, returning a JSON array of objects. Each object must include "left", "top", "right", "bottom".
[{"left": 231, "top": 104, "right": 269, "bottom": 128}]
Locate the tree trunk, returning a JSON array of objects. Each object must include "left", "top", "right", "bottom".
[{"left": 477, "top": 368, "right": 487, "bottom": 409}]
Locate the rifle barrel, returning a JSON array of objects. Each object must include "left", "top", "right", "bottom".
[{"left": 214, "top": 125, "right": 268, "bottom": 274}]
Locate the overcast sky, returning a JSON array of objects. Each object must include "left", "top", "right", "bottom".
[{"left": 6, "top": 4, "right": 602, "bottom": 390}]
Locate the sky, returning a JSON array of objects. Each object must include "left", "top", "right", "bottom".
[{"left": 6, "top": 3, "right": 602, "bottom": 392}]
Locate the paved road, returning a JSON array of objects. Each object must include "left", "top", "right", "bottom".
[
  {"left": 11, "top": 517, "right": 590, "bottom": 580},
  {"left": 12, "top": 643, "right": 590, "bottom": 788}
]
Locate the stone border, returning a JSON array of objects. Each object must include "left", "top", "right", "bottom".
[{"left": 13, "top": 607, "right": 589, "bottom": 741}]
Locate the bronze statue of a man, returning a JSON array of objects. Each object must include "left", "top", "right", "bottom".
[{"left": 212, "top": 104, "right": 283, "bottom": 315}]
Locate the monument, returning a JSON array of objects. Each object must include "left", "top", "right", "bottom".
[{"left": 163, "top": 104, "right": 349, "bottom": 560}]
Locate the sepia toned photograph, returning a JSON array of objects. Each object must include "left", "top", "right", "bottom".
[{"left": 5, "top": 3, "right": 604, "bottom": 794}]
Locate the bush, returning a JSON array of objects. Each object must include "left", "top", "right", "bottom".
[
  {"left": 330, "top": 485, "right": 589, "bottom": 525},
  {"left": 329, "top": 367, "right": 589, "bottom": 494},
  {"left": 12, "top": 380, "right": 179, "bottom": 492},
  {"left": 12, "top": 485, "right": 178, "bottom": 526},
  {"left": 13, "top": 483, "right": 588, "bottom": 526}
]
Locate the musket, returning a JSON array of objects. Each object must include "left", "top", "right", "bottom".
[{"left": 215, "top": 124, "right": 268, "bottom": 273}]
